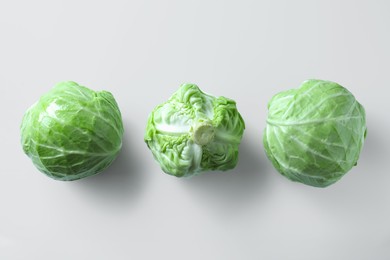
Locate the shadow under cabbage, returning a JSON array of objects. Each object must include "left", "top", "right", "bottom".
[
  {"left": 181, "top": 131, "right": 274, "bottom": 216},
  {"left": 71, "top": 121, "right": 148, "bottom": 209}
]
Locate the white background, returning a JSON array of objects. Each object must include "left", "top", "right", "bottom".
[{"left": 1, "top": 0, "right": 390, "bottom": 259}]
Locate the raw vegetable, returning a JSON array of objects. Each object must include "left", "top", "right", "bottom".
[
  {"left": 263, "top": 79, "right": 367, "bottom": 187},
  {"left": 20, "top": 81, "right": 124, "bottom": 181},
  {"left": 145, "top": 83, "right": 245, "bottom": 177}
]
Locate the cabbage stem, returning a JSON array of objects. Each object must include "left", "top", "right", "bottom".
[{"left": 192, "top": 122, "right": 215, "bottom": 146}]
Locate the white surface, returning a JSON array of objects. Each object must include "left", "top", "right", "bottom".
[{"left": 1, "top": 0, "right": 390, "bottom": 259}]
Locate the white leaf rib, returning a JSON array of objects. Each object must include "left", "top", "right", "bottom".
[
  {"left": 62, "top": 87, "right": 90, "bottom": 100},
  {"left": 55, "top": 96, "right": 123, "bottom": 140},
  {"left": 273, "top": 93, "right": 295, "bottom": 103},
  {"left": 30, "top": 140, "right": 117, "bottom": 157},
  {"left": 189, "top": 143, "right": 203, "bottom": 174},
  {"left": 280, "top": 81, "right": 322, "bottom": 119},
  {"left": 291, "top": 126, "right": 345, "bottom": 148},
  {"left": 267, "top": 127, "right": 329, "bottom": 181},
  {"left": 267, "top": 115, "right": 363, "bottom": 126},
  {"left": 154, "top": 122, "right": 190, "bottom": 136},
  {"left": 286, "top": 131, "right": 347, "bottom": 163},
  {"left": 40, "top": 113, "right": 114, "bottom": 153},
  {"left": 268, "top": 125, "right": 347, "bottom": 183},
  {"left": 298, "top": 92, "right": 352, "bottom": 119},
  {"left": 214, "top": 130, "right": 241, "bottom": 144},
  {"left": 80, "top": 107, "right": 123, "bottom": 139}
]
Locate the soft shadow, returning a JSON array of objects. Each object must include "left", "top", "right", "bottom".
[
  {"left": 72, "top": 121, "right": 148, "bottom": 209},
  {"left": 181, "top": 131, "right": 274, "bottom": 215},
  {"left": 358, "top": 115, "right": 388, "bottom": 165}
]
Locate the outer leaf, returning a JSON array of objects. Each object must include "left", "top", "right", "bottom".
[
  {"left": 20, "top": 81, "right": 124, "bottom": 181},
  {"left": 145, "top": 83, "right": 245, "bottom": 177},
  {"left": 263, "top": 79, "right": 367, "bottom": 187}
]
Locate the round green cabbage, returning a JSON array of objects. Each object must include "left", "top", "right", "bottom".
[
  {"left": 263, "top": 79, "right": 367, "bottom": 187},
  {"left": 20, "top": 81, "right": 124, "bottom": 181},
  {"left": 145, "top": 83, "right": 245, "bottom": 177}
]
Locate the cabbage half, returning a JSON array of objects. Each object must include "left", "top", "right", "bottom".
[
  {"left": 21, "top": 81, "right": 124, "bottom": 181},
  {"left": 263, "top": 79, "right": 367, "bottom": 187},
  {"left": 145, "top": 83, "right": 245, "bottom": 177}
]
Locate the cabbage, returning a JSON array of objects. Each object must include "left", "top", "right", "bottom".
[
  {"left": 263, "top": 79, "right": 367, "bottom": 187},
  {"left": 20, "top": 81, "right": 124, "bottom": 181},
  {"left": 145, "top": 83, "right": 245, "bottom": 177}
]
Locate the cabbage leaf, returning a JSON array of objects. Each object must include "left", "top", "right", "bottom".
[
  {"left": 263, "top": 79, "right": 367, "bottom": 187},
  {"left": 145, "top": 84, "right": 245, "bottom": 177},
  {"left": 21, "top": 81, "right": 124, "bottom": 181}
]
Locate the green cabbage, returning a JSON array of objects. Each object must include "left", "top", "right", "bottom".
[
  {"left": 263, "top": 79, "right": 367, "bottom": 187},
  {"left": 20, "top": 81, "right": 124, "bottom": 181},
  {"left": 145, "top": 83, "right": 245, "bottom": 177}
]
